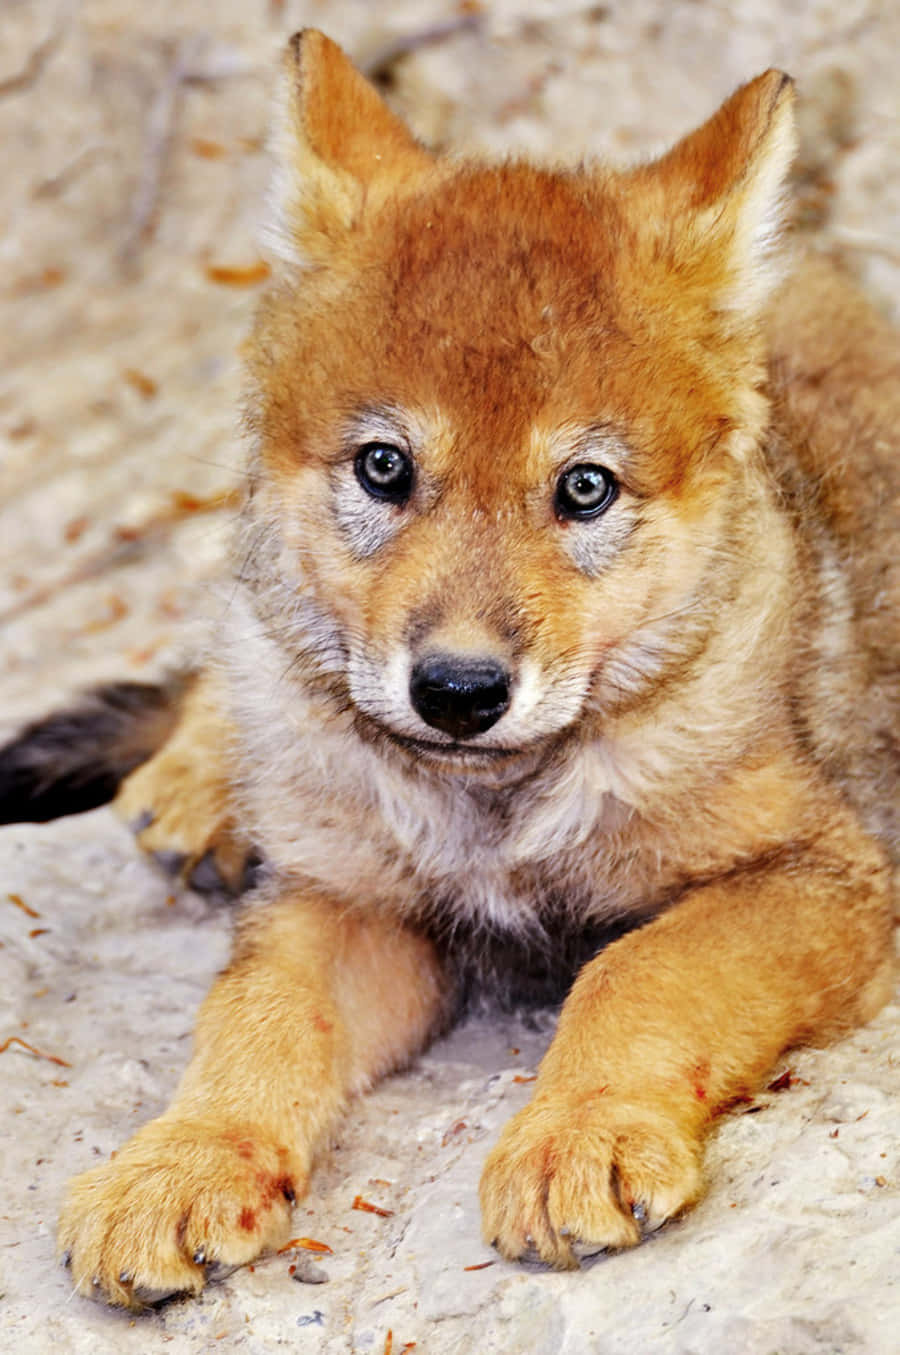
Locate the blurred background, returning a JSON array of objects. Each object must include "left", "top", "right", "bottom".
[{"left": 3, "top": 0, "right": 900, "bottom": 727}]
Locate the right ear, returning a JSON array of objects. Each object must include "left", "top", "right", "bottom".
[
  {"left": 628, "top": 71, "right": 796, "bottom": 316},
  {"left": 263, "top": 29, "right": 434, "bottom": 266}
]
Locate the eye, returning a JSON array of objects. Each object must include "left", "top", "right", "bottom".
[
  {"left": 555, "top": 463, "right": 618, "bottom": 520},
  {"left": 354, "top": 442, "right": 413, "bottom": 504}
]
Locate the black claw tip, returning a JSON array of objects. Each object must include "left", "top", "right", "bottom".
[
  {"left": 186, "top": 849, "right": 226, "bottom": 895},
  {"left": 240, "top": 851, "right": 267, "bottom": 893},
  {"left": 152, "top": 848, "right": 188, "bottom": 877},
  {"left": 282, "top": 1183, "right": 296, "bottom": 1204},
  {"left": 60, "top": 1249, "right": 72, "bottom": 1268}
]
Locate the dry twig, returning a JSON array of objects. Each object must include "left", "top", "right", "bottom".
[
  {"left": 277, "top": 1237, "right": 334, "bottom": 1255},
  {"left": 120, "top": 35, "right": 205, "bottom": 271},
  {"left": 8, "top": 892, "right": 41, "bottom": 918},
  {"left": 0, "top": 1035, "right": 71, "bottom": 1067},
  {"left": 362, "top": 13, "right": 483, "bottom": 86},
  {"left": 351, "top": 1194, "right": 394, "bottom": 1218},
  {"left": 33, "top": 144, "right": 104, "bottom": 200},
  {"left": 0, "top": 486, "right": 239, "bottom": 627},
  {"left": 120, "top": 36, "right": 256, "bottom": 272},
  {"left": 0, "top": 1, "right": 73, "bottom": 97}
]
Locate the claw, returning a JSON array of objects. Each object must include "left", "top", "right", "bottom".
[
  {"left": 571, "top": 1239, "right": 606, "bottom": 1261},
  {"left": 241, "top": 852, "right": 267, "bottom": 892},
  {"left": 186, "top": 850, "right": 227, "bottom": 895},
  {"left": 152, "top": 848, "right": 188, "bottom": 877},
  {"left": 204, "top": 1261, "right": 239, "bottom": 1285},
  {"left": 131, "top": 1283, "right": 184, "bottom": 1307}
]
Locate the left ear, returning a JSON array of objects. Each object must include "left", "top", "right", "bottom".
[
  {"left": 263, "top": 30, "right": 434, "bottom": 267},
  {"left": 633, "top": 70, "right": 797, "bottom": 314}
]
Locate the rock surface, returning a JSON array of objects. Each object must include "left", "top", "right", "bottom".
[{"left": 1, "top": 3, "right": 898, "bottom": 1353}]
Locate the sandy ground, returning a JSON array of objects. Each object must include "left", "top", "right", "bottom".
[{"left": 1, "top": 2, "right": 899, "bottom": 1352}]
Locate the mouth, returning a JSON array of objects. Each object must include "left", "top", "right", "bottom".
[
  {"left": 352, "top": 711, "right": 528, "bottom": 767},
  {"left": 391, "top": 732, "right": 520, "bottom": 761}
]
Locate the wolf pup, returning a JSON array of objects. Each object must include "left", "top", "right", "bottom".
[{"left": 1, "top": 31, "right": 896, "bottom": 1308}]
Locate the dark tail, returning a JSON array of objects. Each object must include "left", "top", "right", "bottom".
[{"left": 0, "top": 677, "right": 188, "bottom": 825}]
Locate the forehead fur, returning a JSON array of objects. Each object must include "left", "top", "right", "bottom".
[
  {"left": 250, "top": 158, "right": 764, "bottom": 493},
  {"left": 376, "top": 164, "right": 624, "bottom": 343}
]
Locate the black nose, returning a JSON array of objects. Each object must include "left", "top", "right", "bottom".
[{"left": 409, "top": 654, "right": 511, "bottom": 740}]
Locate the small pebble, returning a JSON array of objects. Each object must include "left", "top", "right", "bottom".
[{"left": 292, "top": 1255, "right": 329, "bottom": 1285}]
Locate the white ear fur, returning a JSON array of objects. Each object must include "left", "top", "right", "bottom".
[
  {"left": 259, "top": 85, "right": 336, "bottom": 267},
  {"left": 260, "top": 37, "right": 363, "bottom": 267},
  {"left": 261, "top": 97, "right": 298, "bottom": 264},
  {"left": 260, "top": 30, "right": 432, "bottom": 269},
  {"left": 644, "top": 70, "right": 797, "bottom": 314},
  {"left": 704, "top": 81, "right": 796, "bottom": 312}
]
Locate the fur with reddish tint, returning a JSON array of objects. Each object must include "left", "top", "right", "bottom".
[{"left": 52, "top": 32, "right": 896, "bottom": 1305}]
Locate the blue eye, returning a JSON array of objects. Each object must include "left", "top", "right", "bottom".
[
  {"left": 354, "top": 443, "right": 413, "bottom": 504},
  {"left": 555, "top": 463, "right": 617, "bottom": 519}
]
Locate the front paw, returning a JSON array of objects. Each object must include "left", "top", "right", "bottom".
[
  {"left": 479, "top": 1094, "right": 703, "bottom": 1268},
  {"left": 58, "top": 1115, "right": 304, "bottom": 1308},
  {"left": 115, "top": 752, "right": 256, "bottom": 895}
]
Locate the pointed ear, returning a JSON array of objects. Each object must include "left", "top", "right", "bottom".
[
  {"left": 636, "top": 71, "right": 797, "bottom": 313},
  {"left": 263, "top": 30, "right": 434, "bottom": 266}
]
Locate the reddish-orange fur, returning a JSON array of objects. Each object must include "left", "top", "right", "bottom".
[{"left": 56, "top": 33, "right": 896, "bottom": 1305}]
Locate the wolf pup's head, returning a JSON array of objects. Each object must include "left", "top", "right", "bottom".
[{"left": 244, "top": 32, "right": 796, "bottom": 777}]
